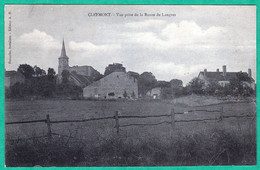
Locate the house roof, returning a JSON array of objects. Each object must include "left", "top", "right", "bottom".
[
  {"left": 199, "top": 71, "right": 254, "bottom": 83},
  {"left": 85, "top": 71, "right": 134, "bottom": 88},
  {"left": 5, "top": 70, "right": 25, "bottom": 78},
  {"left": 70, "top": 72, "right": 92, "bottom": 86}
]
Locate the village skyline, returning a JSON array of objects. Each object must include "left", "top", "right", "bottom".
[{"left": 5, "top": 5, "right": 256, "bottom": 85}]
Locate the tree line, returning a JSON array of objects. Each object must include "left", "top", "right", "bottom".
[{"left": 5, "top": 64, "right": 82, "bottom": 99}]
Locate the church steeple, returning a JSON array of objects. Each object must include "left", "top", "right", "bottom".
[
  {"left": 60, "top": 39, "right": 68, "bottom": 59},
  {"left": 58, "top": 39, "right": 69, "bottom": 76}
]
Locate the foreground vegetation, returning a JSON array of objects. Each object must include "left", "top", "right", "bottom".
[
  {"left": 6, "top": 127, "right": 256, "bottom": 167},
  {"left": 5, "top": 99, "right": 256, "bottom": 166}
]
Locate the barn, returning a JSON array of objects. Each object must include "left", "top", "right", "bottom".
[{"left": 83, "top": 71, "right": 138, "bottom": 99}]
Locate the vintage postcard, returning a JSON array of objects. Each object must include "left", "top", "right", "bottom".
[{"left": 4, "top": 5, "right": 256, "bottom": 167}]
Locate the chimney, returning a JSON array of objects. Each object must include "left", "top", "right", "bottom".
[
  {"left": 216, "top": 68, "right": 219, "bottom": 73},
  {"left": 204, "top": 69, "right": 207, "bottom": 77},
  {"left": 223, "top": 65, "right": 226, "bottom": 77},
  {"left": 248, "top": 68, "right": 252, "bottom": 77}
]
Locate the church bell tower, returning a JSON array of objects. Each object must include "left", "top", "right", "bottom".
[{"left": 58, "top": 40, "right": 69, "bottom": 76}]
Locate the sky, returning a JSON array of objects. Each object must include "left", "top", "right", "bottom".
[{"left": 4, "top": 5, "right": 256, "bottom": 85}]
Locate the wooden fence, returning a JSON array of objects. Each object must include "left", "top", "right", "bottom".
[{"left": 5, "top": 107, "right": 255, "bottom": 141}]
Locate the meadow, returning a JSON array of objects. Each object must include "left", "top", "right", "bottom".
[{"left": 5, "top": 99, "right": 256, "bottom": 166}]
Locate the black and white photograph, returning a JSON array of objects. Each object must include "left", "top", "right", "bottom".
[{"left": 4, "top": 5, "right": 256, "bottom": 167}]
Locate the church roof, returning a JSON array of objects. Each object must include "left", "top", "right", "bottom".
[
  {"left": 59, "top": 40, "right": 69, "bottom": 59},
  {"left": 70, "top": 71, "right": 92, "bottom": 87}
]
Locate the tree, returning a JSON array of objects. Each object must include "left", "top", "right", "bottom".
[
  {"left": 47, "top": 68, "right": 56, "bottom": 82},
  {"left": 161, "top": 87, "right": 173, "bottom": 99},
  {"left": 42, "top": 80, "right": 55, "bottom": 97},
  {"left": 156, "top": 81, "right": 171, "bottom": 88},
  {"left": 17, "top": 64, "right": 35, "bottom": 79},
  {"left": 138, "top": 72, "right": 157, "bottom": 95},
  {"left": 170, "top": 79, "right": 183, "bottom": 89},
  {"left": 104, "top": 63, "right": 126, "bottom": 76},
  {"left": 33, "top": 65, "right": 46, "bottom": 77},
  {"left": 56, "top": 83, "right": 82, "bottom": 98},
  {"left": 228, "top": 72, "right": 255, "bottom": 96},
  {"left": 9, "top": 82, "right": 25, "bottom": 97},
  {"left": 187, "top": 77, "right": 204, "bottom": 95},
  {"left": 205, "top": 82, "right": 222, "bottom": 95},
  {"left": 61, "top": 70, "right": 70, "bottom": 84}
]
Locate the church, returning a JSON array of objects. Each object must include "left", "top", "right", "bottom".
[
  {"left": 58, "top": 40, "right": 138, "bottom": 99},
  {"left": 57, "top": 40, "right": 102, "bottom": 87}
]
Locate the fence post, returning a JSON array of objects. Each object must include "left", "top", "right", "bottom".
[
  {"left": 220, "top": 107, "right": 224, "bottom": 121},
  {"left": 46, "top": 114, "right": 52, "bottom": 141},
  {"left": 115, "top": 111, "right": 120, "bottom": 135},
  {"left": 171, "top": 108, "right": 175, "bottom": 130}
]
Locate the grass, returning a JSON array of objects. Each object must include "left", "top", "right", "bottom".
[
  {"left": 5, "top": 126, "right": 256, "bottom": 167},
  {"left": 5, "top": 99, "right": 256, "bottom": 166}
]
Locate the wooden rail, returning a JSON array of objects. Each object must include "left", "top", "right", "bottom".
[
  {"left": 50, "top": 116, "right": 115, "bottom": 124},
  {"left": 5, "top": 119, "right": 46, "bottom": 125},
  {"left": 5, "top": 106, "right": 255, "bottom": 139}
]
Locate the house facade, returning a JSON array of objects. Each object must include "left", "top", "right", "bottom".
[
  {"left": 198, "top": 65, "right": 255, "bottom": 90},
  {"left": 83, "top": 71, "right": 138, "bottom": 99},
  {"left": 5, "top": 71, "right": 25, "bottom": 88}
]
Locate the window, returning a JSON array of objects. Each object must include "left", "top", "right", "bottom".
[{"left": 108, "top": 92, "right": 115, "bottom": 96}]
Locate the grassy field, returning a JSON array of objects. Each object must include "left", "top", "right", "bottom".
[{"left": 5, "top": 99, "right": 256, "bottom": 166}]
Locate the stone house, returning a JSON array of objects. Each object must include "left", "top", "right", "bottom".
[
  {"left": 198, "top": 65, "right": 255, "bottom": 90},
  {"left": 5, "top": 70, "right": 25, "bottom": 88},
  {"left": 83, "top": 71, "right": 138, "bottom": 99}
]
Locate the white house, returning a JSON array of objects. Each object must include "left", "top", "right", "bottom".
[{"left": 198, "top": 65, "right": 255, "bottom": 90}]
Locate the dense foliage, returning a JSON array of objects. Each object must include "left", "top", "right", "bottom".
[
  {"left": 186, "top": 76, "right": 255, "bottom": 96},
  {"left": 6, "top": 64, "right": 82, "bottom": 99}
]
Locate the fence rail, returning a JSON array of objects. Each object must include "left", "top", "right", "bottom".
[
  {"left": 50, "top": 116, "right": 115, "bottom": 124},
  {"left": 118, "top": 114, "right": 171, "bottom": 119},
  {"left": 5, "top": 119, "right": 46, "bottom": 125},
  {"left": 119, "top": 121, "right": 172, "bottom": 128},
  {"left": 6, "top": 106, "right": 255, "bottom": 141}
]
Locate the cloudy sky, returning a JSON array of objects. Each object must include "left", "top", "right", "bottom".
[{"left": 5, "top": 5, "right": 256, "bottom": 85}]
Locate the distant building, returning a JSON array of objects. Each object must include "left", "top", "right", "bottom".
[
  {"left": 5, "top": 70, "right": 25, "bottom": 88},
  {"left": 83, "top": 72, "right": 138, "bottom": 99},
  {"left": 198, "top": 65, "right": 255, "bottom": 90},
  {"left": 146, "top": 87, "right": 161, "bottom": 99},
  {"left": 58, "top": 40, "right": 102, "bottom": 87}
]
